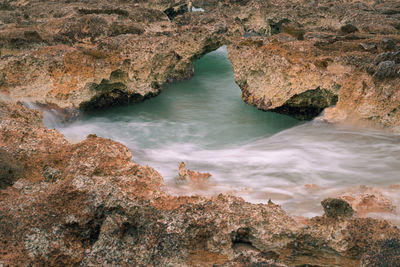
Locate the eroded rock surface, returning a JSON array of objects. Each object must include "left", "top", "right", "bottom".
[
  {"left": 1, "top": 0, "right": 400, "bottom": 128},
  {"left": 321, "top": 198, "right": 354, "bottom": 219},
  {"left": 178, "top": 161, "right": 212, "bottom": 183},
  {"left": 226, "top": 0, "right": 400, "bottom": 128},
  {"left": 0, "top": 0, "right": 237, "bottom": 110},
  {"left": 1, "top": 0, "right": 400, "bottom": 265},
  {"left": 1, "top": 99, "right": 400, "bottom": 266},
  {"left": 340, "top": 185, "right": 397, "bottom": 217}
]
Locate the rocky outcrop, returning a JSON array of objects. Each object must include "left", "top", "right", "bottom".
[
  {"left": 1, "top": 0, "right": 400, "bottom": 265},
  {"left": 1, "top": 99, "right": 400, "bottom": 266},
  {"left": 323, "top": 49, "right": 400, "bottom": 129},
  {"left": 0, "top": 100, "right": 68, "bottom": 182},
  {"left": 226, "top": 0, "right": 400, "bottom": 128},
  {"left": 1, "top": 0, "right": 400, "bottom": 128},
  {"left": 0, "top": 0, "right": 237, "bottom": 110},
  {"left": 228, "top": 39, "right": 343, "bottom": 120},
  {"left": 321, "top": 198, "right": 354, "bottom": 219},
  {"left": 340, "top": 186, "right": 397, "bottom": 217}
]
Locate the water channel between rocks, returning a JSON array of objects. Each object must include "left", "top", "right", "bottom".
[{"left": 47, "top": 47, "right": 400, "bottom": 221}]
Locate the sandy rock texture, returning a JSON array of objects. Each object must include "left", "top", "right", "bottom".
[
  {"left": 226, "top": 0, "right": 400, "bottom": 126},
  {"left": 0, "top": 0, "right": 237, "bottom": 110},
  {"left": 340, "top": 185, "right": 397, "bottom": 217},
  {"left": 1, "top": 99, "right": 400, "bottom": 266},
  {"left": 1, "top": 0, "right": 400, "bottom": 128}
]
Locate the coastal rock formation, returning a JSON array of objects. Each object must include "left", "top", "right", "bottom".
[
  {"left": 0, "top": 100, "right": 69, "bottom": 182},
  {"left": 321, "top": 198, "right": 354, "bottom": 219},
  {"left": 1, "top": 99, "right": 400, "bottom": 266},
  {"left": 226, "top": 0, "right": 400, "bottom": 127},
  {"left": 0, "top": 0, "right": 236, "bottom": 110},
  {"left": 228, "top": 39, "right": 342, "bottom": 120},
  {"left": 1, "top": 0, "right": 399, "bottom": 127},
  {"left": 1, "top": 0, "right": 400, "bottom": 265}
]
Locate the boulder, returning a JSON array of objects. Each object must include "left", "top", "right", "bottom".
[{"left": 321, "top": 198, "right": 354, "bottom": 219}]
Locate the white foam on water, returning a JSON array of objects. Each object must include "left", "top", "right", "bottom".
[{"left": 45, "top": 47, "right": 400, "bottom": 222}]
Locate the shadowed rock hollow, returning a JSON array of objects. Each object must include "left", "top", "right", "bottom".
[
  {"left": 226, "top": 0, "right": 400, "bottom": 127},
  {"left": 0, "top": 149, "right": 23, "bottom": 189}
]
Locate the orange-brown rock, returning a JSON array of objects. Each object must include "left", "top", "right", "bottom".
[
  {"left": 1, "top": 0, "right": 400, "bottom": 128},
  {"left": 340, "top": 186, "right": 396, "bottom": 216},
  {"left": 1, "top": 0, "right": 400, "bottom": 265},
  {"left": 0, "top": 0, "right": 238, "bottom": 110},
  {"left": 1, "top": 99, "right": 400, "bottom": 266},
  {"left": 0, "top": 100, "right": 69, "bottom": 182},
  {"left": 226, "top": 0, "right": 400, "bottom": 127},
  {"left": 178, "top": 161, "right": 212, "bottom": 183}
]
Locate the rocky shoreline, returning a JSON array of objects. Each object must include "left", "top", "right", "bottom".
[
  {"left": 1, "top": 0, "right": 400, "bottom": 127},
  {"left": 0, "top": 0, "right": 234, "bottom": 111},
  {"left": 1, "top": 99, "right": 400, "bottom": 266},
  {"left": 1, "top": 0, "right": 400, "bottom": 265}
]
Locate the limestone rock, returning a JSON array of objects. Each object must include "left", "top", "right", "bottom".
[
  {"left": 228, "top": 39, "right": 343, "bottom": 120},
  {"left": 225, "top": 0, "right": 400, "bottom": 128},
  {"left": 1, "top": 98, "right": 400, "bottom": 266},
  {"left": 321, "top": 198, "right": 354, "bottom": 219},
  {"left": 1, "top": 0, "right": 400, "bottom": 129},
  {"left": 0, "top": 0, "right": 236, "bottom": 110},
  {"left": 178, "top": 161, "right": 212, "bottom": 183},
  {"left": 340, "top": 186, "right": 396, "bottom": 217}
]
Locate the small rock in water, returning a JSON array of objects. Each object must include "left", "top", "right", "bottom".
[
  {"left": 321, "top": 198, "right": 354, "bottom": 219},
  {"left": 178, "top": 161, "right": 211, "bottom": 183}
]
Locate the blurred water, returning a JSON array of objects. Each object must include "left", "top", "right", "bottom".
[{"left": 47, "top": 47, "right": 400, "bottom": 220}]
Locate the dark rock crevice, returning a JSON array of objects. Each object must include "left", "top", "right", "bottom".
[
  {"left": 271, "top": 88, "right": 339, "bottom": 120},
  {"left": 231, "top": 227, "right": 259, "bottom": 251},
  {"left": 64, "top": 206, "right": 106, "bottom": 248},
  {"left": 268, "top": 18, "right": 291, "bottom": 35},
  {"left": 80, "top": 89, "right": 156, "bottom": 111},
  {"left": 78, "top": 8, "right": 130, "bottom": 17},
  {"left": 0, "top": 149, "right": 23, "bottom": 189},
  {"left": 80, "top": 69, "right": 153, "bottom": 111},
  {"left": 164, "top": 4, "right": 188, "bottom": 21}
]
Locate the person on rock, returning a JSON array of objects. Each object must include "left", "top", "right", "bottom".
[{"left": 188, "top": 0, "right": 193, "bottom": 12}]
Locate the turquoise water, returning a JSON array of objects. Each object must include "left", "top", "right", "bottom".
[
  {"left": 49, "top": 47, "right": 400, "bottom": 219},
  {"left": 61, "top": 47, "right": 300, "bottom": 149}
]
